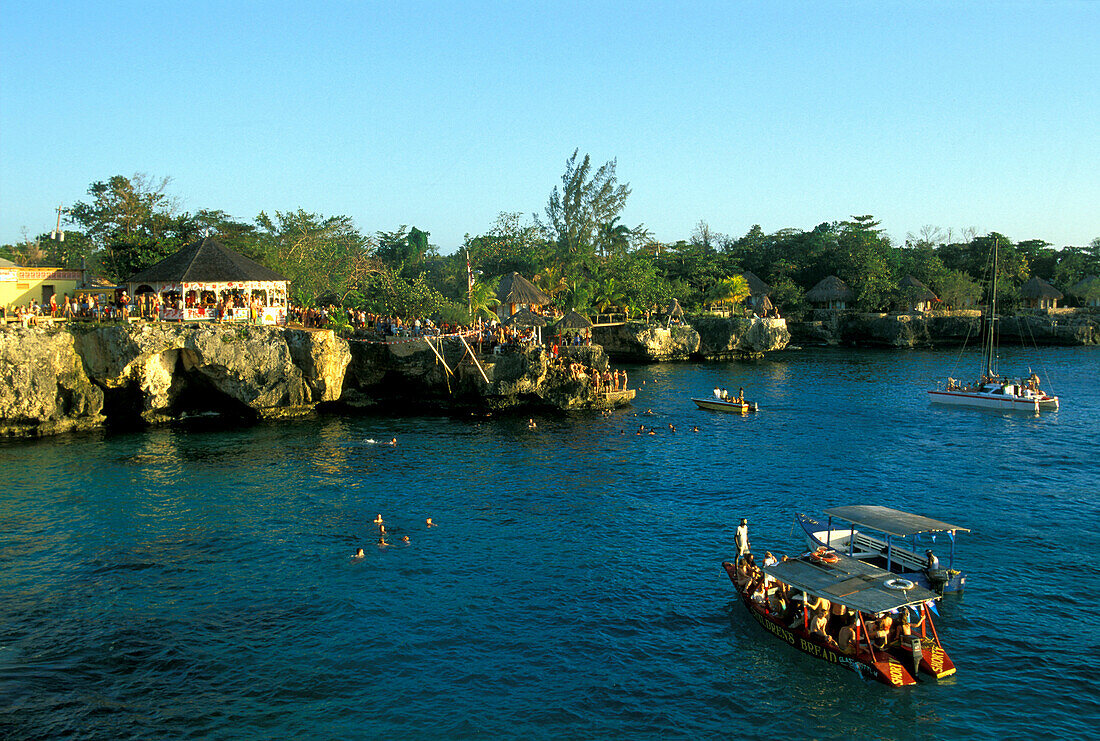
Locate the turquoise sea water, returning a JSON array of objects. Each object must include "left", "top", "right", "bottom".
[{"left": 1, "top": 346, "right": 1098, "bottom": 739}]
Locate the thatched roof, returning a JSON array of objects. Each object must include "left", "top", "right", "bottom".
[
  {"left": 666, "top": 298, "right": 684, "bottom": 317},
  {"left": 550, "top": 309, "right": 592, "bottom": 332},
  {"left": 1018, "top": 276, "right": 1063, "bottom": 300},
  {"left": 805, "top": 275, "right": 854, "bottom": 303},
  {"left": 496, "top": 272, "right": 552, "bottom": 306},
  {"left": 741, "top": 270, "right": 771, "bottom": 297},
  {"left": 898, "top": 275, "right": 938, "bottom": 302},
  {"left": 1070, "top": 275, "right": 1100, "bottom": 296},
  {"left": 502, "top": 307, "right": 548, "bottom": 327},
  {"left": 127, "top": 237, "right": 287, "bottom": 284},
  {"left": 0, "top": 257, "right": 17, "bottom": 268}
]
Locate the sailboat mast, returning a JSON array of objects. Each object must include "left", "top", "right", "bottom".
[{"left": 985, "top": 237, "right": 999, "bottom": 379}]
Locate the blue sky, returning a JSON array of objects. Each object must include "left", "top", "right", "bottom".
[{"left": 2, "top": 1, "right": 1097, "bottom": 253}]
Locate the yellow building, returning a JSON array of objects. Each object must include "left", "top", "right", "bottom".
[{"left": 0, "top": 258, "right": 85, "bottom": 310}]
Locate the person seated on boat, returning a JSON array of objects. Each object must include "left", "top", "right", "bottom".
[
  {"left": 804, "top": 594, "right": 830, "bottom": 616},
  {"left": 720, "top": 388, "right": 730, "bottom": 401},
  {"left": 837, "top": 613, "right": 860, "bottom": 655},
  {"left": 925, "top": 549, "right": 940, "bottom": 570},
  {"left": 767, "top": 583, "right": 788, "bottom": 617},
  {"left": 737, "top": 387, "right": 745, "bottom": 403},
  {"left": 809, "top": 608, "right": 837, "bottom": 648},
  {"left": 762, "top": 551, "right": 777, "bottom": 588},
  {"left": 893, "top": 607, "right": 925, "bottom": 643},
  {"left": 713, "top": 387, "right": 722, "bottom": 400},
  {"left": 869, "top": 612, "right": 893, "bottom": 649},
  {"left": 750, "top": 578, "right": 769, "bottom": 606}
]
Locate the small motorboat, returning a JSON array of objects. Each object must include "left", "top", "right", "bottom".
[
  {"left": 722, "top": 548, "right": 956, "bottom": 687},
  {"left": 691, "top": 397, "right": 758, "bottom": 413},
  {"left": 798, "top": 505, "right": 969, "bottom": 593}
]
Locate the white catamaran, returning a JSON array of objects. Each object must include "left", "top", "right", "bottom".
[{"left": 927, "top": 239, "right": 1059, "bottom": 412}]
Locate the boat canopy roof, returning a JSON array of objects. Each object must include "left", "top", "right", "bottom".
[
  {"left": 822, "top": 505, "right": 969, "bottom": 537},
  {"left": 764, "top": 553, "right": 940, "bottom": 614}
]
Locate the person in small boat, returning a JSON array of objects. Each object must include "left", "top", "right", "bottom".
[
  {"left": 828, "top": 601, "right": 848, "bottom": 635},
  {"left": 735, "top": 518, "right": 749, "bottom": 557},
  {"left": 894, "top": 607, "right": 925, "bottom": 643},
  {"left": 738, "top": 387, "right": 745, "bottom": 403},
  {"left": 736, "top": 554, "right": 757, "bottom": 588},
  {"left": 925, "top": 549, "right": 940, "bottom": 570},
  {"left": 751, "top": 578, "right": 768, "bottom": 606},
  {"left": 720, "top": 389, "right": 730, "bottom": 401},
  {"left": 869, "top": 613, "right": 893, "bottom": 649},
  {"left": 809, "top": 608, "right": 837, "bottom": 647},
  {"left": 713, "top": 387, "right": 722, "bottom": 400},
  {"left": 837, "top": 613, "right": 859, "bottom": 655},
  {"left": 768, "top": 581, "right": 788, "bottom": 617}
]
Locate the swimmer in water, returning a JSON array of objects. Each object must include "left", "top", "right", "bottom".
[
  {"left": 354, "top": 548, "right": 365, "bottom": 558},
  {"left": 377, "top": 537, "right": 388, "bottom": 547},
  {"left": 692, "top": 425, "right": 699, "bottom": 432},
  {"left": 402, "top": 536, "right": 410, "bottom": 543},
  {"left": 527, "top": 418, "right": 537, "bottom": 429},
  {"left": 373, "top": 514, "right": 384, "bottom": 524},
  {"left": 647, "top": 429, "right": 656, "bottom": 435},
  {"left": 389, "top": 437, "right": 397, "bottom": 446},
  {"left": 378, "top": 524, "right": 386, "bottom": 536},
  {"left": 668, "top": 423, "right": 676, "bottom": 432},
  {"left": 426, "top": 518, "right": 435, "bottom": 527}
]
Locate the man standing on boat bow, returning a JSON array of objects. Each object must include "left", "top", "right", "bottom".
[{"left": 735, "top": 518, "right": 750, "bottom": 557}]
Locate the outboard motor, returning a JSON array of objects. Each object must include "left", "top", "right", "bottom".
[{"left": 925, "top": 568, "right": 950, "bottom": 594}]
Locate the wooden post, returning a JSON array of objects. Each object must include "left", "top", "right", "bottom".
[
  {"left": 423, "top": 337, "right": 454, "bottom": 376},
  {"left": 458, "top": 334, "right": 490, "bottom": 385}
]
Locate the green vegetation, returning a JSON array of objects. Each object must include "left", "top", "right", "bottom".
[{"left": 6, "top": 161, "right": 1100, "bottom": 322}]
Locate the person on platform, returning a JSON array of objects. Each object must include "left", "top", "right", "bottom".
[{"left": 735, "top": 518, "right": 750, "bottom": 557}]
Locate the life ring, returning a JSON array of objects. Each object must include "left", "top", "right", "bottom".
[
  {"left": 810, "top": 546, "right": 839, "bottom": 564},
  {"left": 885, "top": 578, "right": 915, "bottom": 591}
]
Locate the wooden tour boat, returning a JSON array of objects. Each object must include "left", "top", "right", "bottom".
[
  {"left": 723, "top": 549, "right": 956, "bottom": 687},
  {"left": 798, "top": 505, "right": 969, "bottom": 594}
]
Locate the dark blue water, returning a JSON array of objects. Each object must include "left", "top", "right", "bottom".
[{"left": 2, "top": 347, "right": 1098, "bottom": 739}]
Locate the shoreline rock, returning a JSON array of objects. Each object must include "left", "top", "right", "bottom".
[{"left": 592, "top": 316, "right": 791, "bottom": 361}]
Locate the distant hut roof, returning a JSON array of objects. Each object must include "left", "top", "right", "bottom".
[
  {"left": 496, "top": 272, "right": 552, "bottom": 306},
  {"left": 898, "top": 275, "right": 938, "bottom": 302},
  {"left": 127, "top": 237, "right": 287, "bottom": 284},
  {"left": 805, "top": 275, "right": 854, "bottom": 303},
  {"left": 1018, "top": 276, "right": 1063, "bottom": 300},
  {"left": 502, "top": 307, "right": 549, "bottom": 327},
  {"left": 550, "top": 309, "right": 593, "bottom": 332},
  {"left": 0, "top": 257, "right": 17, "bottom": 268},
  {"left": 666, "top": 298, "right": 684, "bottom": 317},
  {"left": 1070, "top": 275, "right": 1100, "bottom": 296},
  {"left": 741, "top": 270, "right": 771, "bottom": 297}
]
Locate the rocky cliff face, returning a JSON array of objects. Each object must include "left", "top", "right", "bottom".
[
  {"left": 342, "top": 337, "right": 628, "bottom": 411},
  {"left": 0, "top": 328, "right": 105, "bottom": 437},
  {"left": 591, "top": 317, "right": 790, "bottom": 361},
  {"left": 0, "top": 324, "right": 350, "bottom": 437},
  {"left": 789, "top": 312, "right": 1099, "bottom": 348}
]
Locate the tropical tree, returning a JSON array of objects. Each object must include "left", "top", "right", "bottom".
[
  {"left": 936, "top": 270, "right": 982, "bottom": 309},
  {"left": 542, "top": 149, "right": 632, "bottom": 267},
  {"left": 705, "top": 275, "right": 750, "bottom": 315},
  {"left": 596, "top": 216, "right": 632, "bottom": 258},
  {"left": 465, "top": 212, "right": 547, "bottom": 279},
  {"left": 592, "top": 277, "right": 627, "bottom": 314},
  {"left": 68, "top": 173, "right": 200, "bottom": 282},
  {"left": 467, "top": 279, "right": 500, "bottom": 322},
  {"left": 533, "top": 263, "right": 569, "bottom": 300}
]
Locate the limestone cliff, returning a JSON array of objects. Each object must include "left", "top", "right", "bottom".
[
  {"left": 342, "top": 337, "right": 629, "bottom": 411},
  {"left": 0, "top": 324, "right": 350, "bottom": 437},
  {"left": 0, "top": 327, "right": 105, "bottom": 437},
  {"left": 788, "top": 312, "right": 1098, "bottom": 348},
  {"left": 591, "top": 317, "right": 790, "bottom": 361}
]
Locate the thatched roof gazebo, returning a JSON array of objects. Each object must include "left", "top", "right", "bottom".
[
  {"left": 1018, "top": 276, "right": 1063, "bottom": 309},
  {"left": 496, "top": 272, "right": 552, "bottom": 319},
  {"left": 1070, "top": 275, "right": 1100, "bottom": 307},
  {"left": 805, "top": 275, "right": 854, "bottom": 310},
  {"left": 741, "top": 270, "right": 771, "bottom": 297},
  {"left": 550, "top": 309, "right": 592, "bottom": 332},
  {"left": 897, "top": 275, "right": 938, "bottom": 312},
  {"left": 126, "top": 236, "right": 289, "bottom": 323},
  {"left": 502, "top": 306, "right": 549, "bottom": 343}
]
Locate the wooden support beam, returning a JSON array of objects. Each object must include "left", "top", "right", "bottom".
[
  {"left": 423, "top": 337, "right": 454, "bottom": 376},
  {"left": 459, "top": 334, "right": 491, "bottom": 385}
]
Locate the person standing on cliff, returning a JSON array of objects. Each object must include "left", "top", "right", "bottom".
[{"left": 735, "top": 518, "right": 750, "bottom": 557}]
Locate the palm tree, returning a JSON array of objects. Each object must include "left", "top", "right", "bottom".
[
  {"left": 597, "top": 217, "right": 632, "bottom": 257},
  {"left": 534, "top": 264, "right": 568, "bottom": 300},
  {"left": 468, "top": 279, "right": 500, "bottom": 322},
  {"left": 593, "top": 277, "right": 627, "bottom": 314},
  {"left": 706, "top": 275, "right": 750, "bottom": 316}
]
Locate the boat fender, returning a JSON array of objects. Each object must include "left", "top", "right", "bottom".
[{"left": 885, "top": 578, "right": 916, "bottom": 591}]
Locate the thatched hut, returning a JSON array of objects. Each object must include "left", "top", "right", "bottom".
[
  {"left": 1018, "top": 276, "right": 1063, "bottom": 309},
  {"left": 502, "top": 306, "right": 549, "bottom": 343},
  {"left": 1070, "top": 275, "right": 1100, "bottom": 307},
  {"left": 897, "top": 275, "right": 939, "bottom": 313},
  {"left": 126, "top": 237, "right": 288, "bottom": 324},
  {"left": 496, "top": 272, "right": 552, "bottom": 320},
  {"left": 665, "top": 298, "right": 685, "bottom": 325},
  {"left": 741, "top": 270, "right": 773, "bottom": 314},
  {"left": 549, "top": 309, "right": 593, "bottom": 345},
  {"left": 805, "top": 275, "right": 854, "bottom": 310}
]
